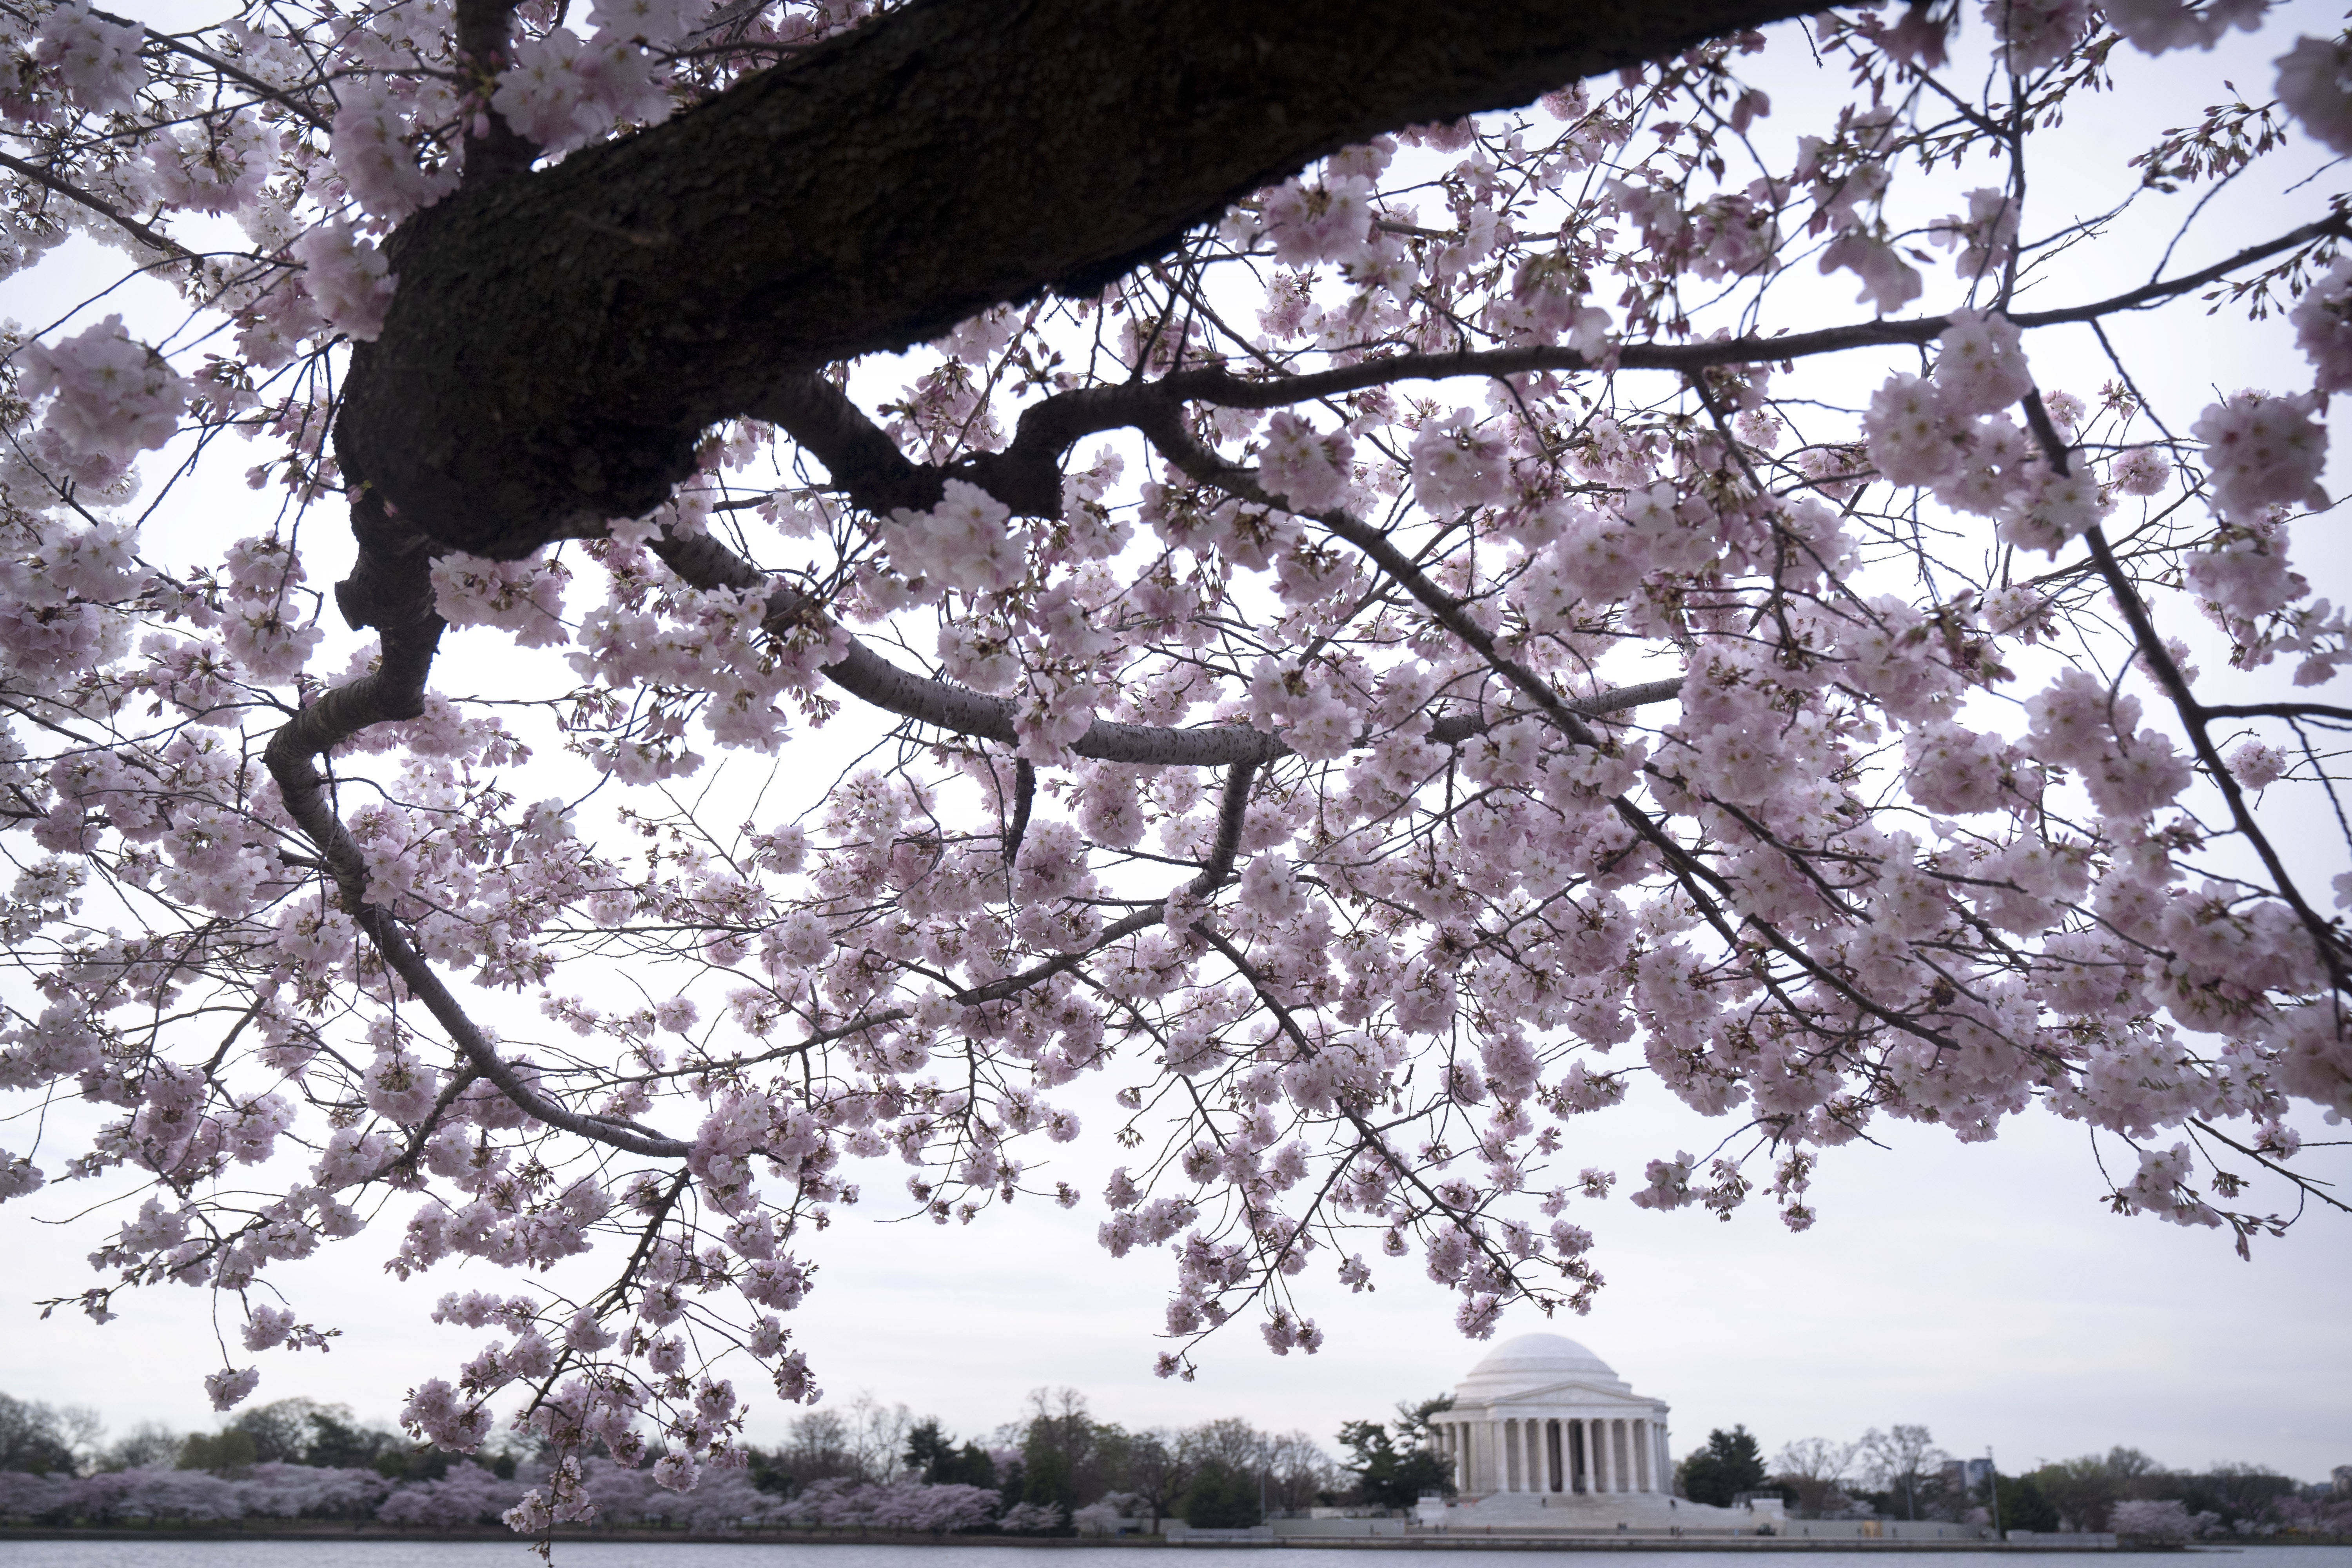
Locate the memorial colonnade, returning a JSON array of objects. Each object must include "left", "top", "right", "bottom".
[{"left": 1432, "top": 1411, "right": 1671, "bottom": 1495}]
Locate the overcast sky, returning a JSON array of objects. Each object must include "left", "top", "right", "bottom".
[{"left": 2, "top": 0, "right": 2349, "bottom": 1492}]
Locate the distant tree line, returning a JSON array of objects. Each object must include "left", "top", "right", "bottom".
[
  {"left": 744, "top": 1385, "right": 1457, "bottom": 1530},
  {"left": 0, "top": 1380, "right": 1459, "bottom": 1535},
  {"left": 10, "top": 1387, "right": 2335, "bottom": 1543},
  {"left": 0, "top": 1392, "right": 499, "bottom": 1484},
  {"left": 1673, "top": 1420, "right": 2344, "bottom": 1540}
]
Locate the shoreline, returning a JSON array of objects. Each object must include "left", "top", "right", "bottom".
[{"left": 0, "top": 1527, "right": 2276, "bottom": 1552}]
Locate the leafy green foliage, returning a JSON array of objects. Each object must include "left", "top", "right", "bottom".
[
  {"left": 1336, "top": 1417, "right": 1455, "bottom": 1508},
  {"left": 1678, "top": 1425, "right": 1769, "bottom": 1507},
  {"left": 1183, "top": 1457, "right": 1263, "bottom": 1528},
  {"left": 906, "top": 1418, "right": 999, "bottom": 1489},
  {"left": 1984, "top": 1470, "right": 2062, "bottom": 1533}
]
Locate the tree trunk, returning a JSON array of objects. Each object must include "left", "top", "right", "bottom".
[{"left": 338, "top": 0, "right": 1809, "bottom": 561}]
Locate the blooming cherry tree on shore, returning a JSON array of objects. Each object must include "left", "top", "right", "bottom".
[{"left": 0, "top": 0, "right": 2348, "bottom": 1548}]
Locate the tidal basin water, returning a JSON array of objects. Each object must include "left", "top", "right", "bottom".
[{"left": 2, "top": 1543, "right": 2349, "bottom": 1568}]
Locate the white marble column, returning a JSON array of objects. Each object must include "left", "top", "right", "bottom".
[
  {"left": 1593, "top": 1417, "right": 1611, "bottom": 1493},
  {"left": 1633, "top": 1419, "right": 1651, "bottom": 1491},
  {"left": 1526, "top": 1420, "right": 1542, "bottom": 1494}
]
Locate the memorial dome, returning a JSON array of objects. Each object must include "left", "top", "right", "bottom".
[{"left": 1454, "top": 1332, "right": 1630, "bottom": 1399}]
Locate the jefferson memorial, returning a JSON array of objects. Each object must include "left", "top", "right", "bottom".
[
  {"left": 1176, "top": 1330, "right": 1994, "bottom": 1540},
  {"left": 1426, "top": 1331, "right": 1739, "bottom": 1528},
  {"left": 1434, "top": 1332, "right": 1672, "bottom": 1500}
]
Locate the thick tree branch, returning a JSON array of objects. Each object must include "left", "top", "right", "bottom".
[
  {"left": 455, "top": 0, "right": 539, "bottom": 181},
  {"left": 1132, "top": 212, "right": 2347, "bottom": 396},
  {"left": 1002, "top": 758, "right": 1035, "bottom": 866},
  {"left": 338, "top": 0, "right": 1817, "bottom": 557},
  {"left": 1189, "top": 761, "right": 1259, "bottom": 898},
  {"left": 756, "top": 216, "right": 2345, "bottom": 534},
  {"left": 647, "top": 528, "right": 1676, "bottom": 766},
  {"left": 268, "top": 497, "right": 692, "bottom": 1159}
]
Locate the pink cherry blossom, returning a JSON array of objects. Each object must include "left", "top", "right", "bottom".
[
  {"left": 2192, "top": 393, "right": 2329, "bottom": 519},
  {"left": 20, "top": 316, "right": 188, "bottom": 464},
  {"left": 883, "top": 480, "right": 1025, "bottom": 593},
  {"left": 291, "top": 222, "right": 397, "bottom": 341},
  {"left": 2290, "top": 256, "right": 2352, "bottom": 393},
  {"left": 2275, "top": 34, "right": 2352, "bottom": 154},
  {"left": 34, "top": 2, "right": 144, "bottom": 114}
]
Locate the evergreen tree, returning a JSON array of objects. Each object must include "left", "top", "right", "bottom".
[
  {"left": 1184, "top": 1457, "right": 1263, "bottom": 1528},
  {"left": 1984, "top": 1471, "right": 2062, "bottom": 1534},
  {"left": 1679, "top": 1426, "right": 1769, "bottom": 1507},
  {"left": 1338, "top": 1419, "right": 1456, "bottom": 1509}
]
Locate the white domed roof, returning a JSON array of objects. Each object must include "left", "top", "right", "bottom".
[{"left": 1454, "top": 1332, "right": 1631, "bottom": 1401}]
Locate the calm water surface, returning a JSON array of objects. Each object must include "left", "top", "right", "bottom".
[{"left": 0, "top": 1544, "right": 2347, "bottom": 1568}]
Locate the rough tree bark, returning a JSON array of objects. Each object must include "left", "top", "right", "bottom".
[{"left": 337, "top": 0, "right": 1813, "bottom": 566}]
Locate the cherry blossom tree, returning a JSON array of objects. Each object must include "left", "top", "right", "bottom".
[
  {"left": 1, "top": 0, "right": 2349, "bottom": 1548},
  {"left": 240, "top": 1459, "right": 396, "bottom": 1519},
  {"left": 373, "top": 1459, "right": 524, "bottom": 1529},
  {"left": 2110, "top": 1497, "right": 2219, "bottom": 1540}
]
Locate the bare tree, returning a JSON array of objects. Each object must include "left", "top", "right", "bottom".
[
  {"left": 843, "top": 1392, "right": 915, "bottom": 1484},
  {"left": 99, "top": 1423, "right": 184, "bottom": 1474},
  {"left": 780, "top": 1408, "right": 857, "bottom": 1484},
  {"left": 1773, "top": 1436, "right": 1860, "bottom": 1519},
  {"left": 1120, "top": 1429, "right": 1195, "bottom": 1524},
  {"left": 0, "top": 1394, "right": 85, "bottom": 1476},
  {"left": 1859, "top": 1426, "right": 1947, "bottom": 1522},
  {"left": 1179, "top": 1416, "right": 1269, "bottom": 1476},
  {"left": 1264, "top": 1429, "right": 1340, "bottom": 1514}
]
